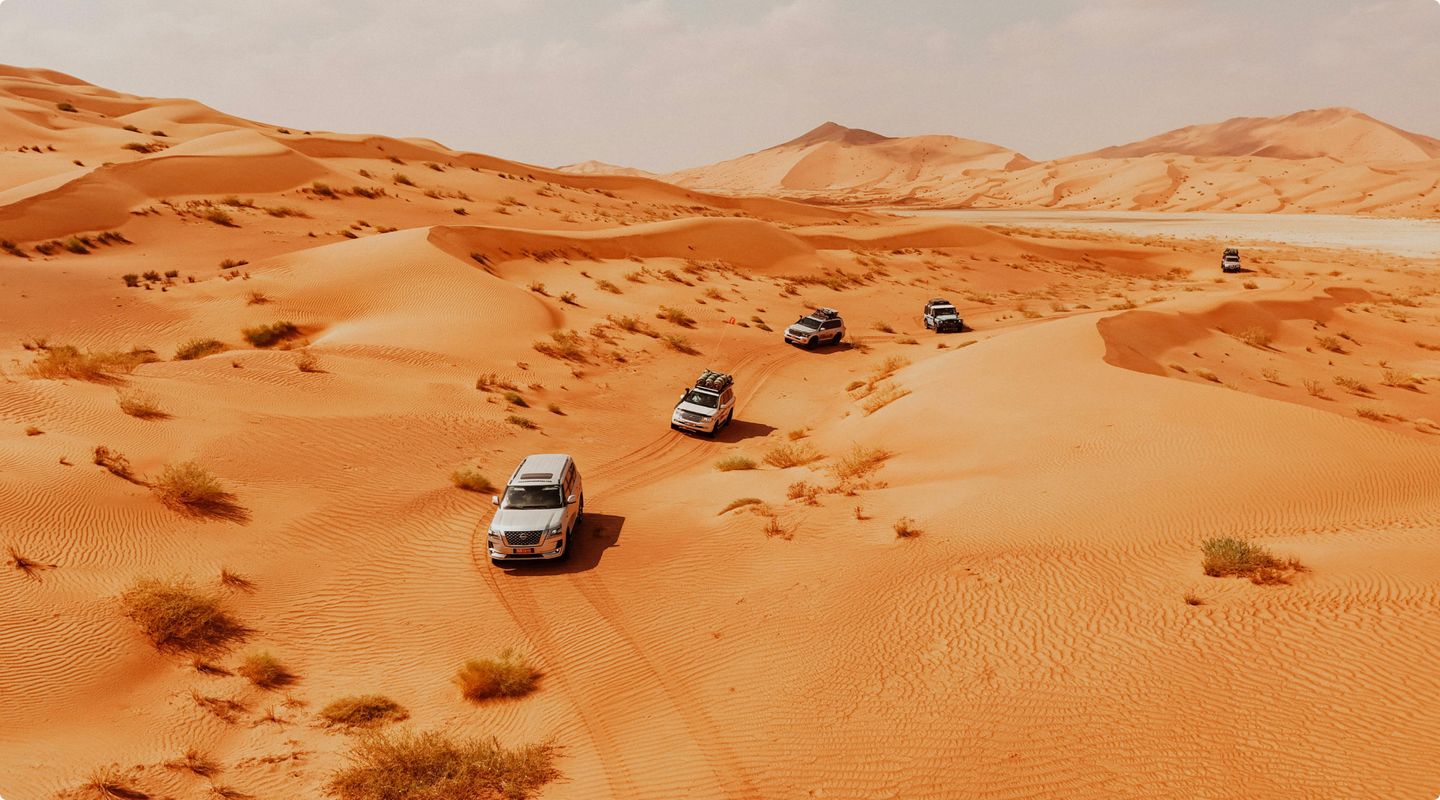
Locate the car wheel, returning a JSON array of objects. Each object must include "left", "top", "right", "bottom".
[
  {"left": 806, "top": 337, "right": 817, "bottom": 349},
  {"left": 833, "top": 332, "right": 843, "bottom": 344}
]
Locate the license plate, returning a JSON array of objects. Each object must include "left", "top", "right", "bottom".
[{"left": 514, "top": 548, "right": 534, "bottom": 554}]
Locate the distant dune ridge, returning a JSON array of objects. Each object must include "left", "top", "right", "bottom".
[
  {"left": 666, "top": 111, "right": 1440, "bottom": 215},
  {"left": 3, "top": 63, "right": 1440, "bottom": 800}
]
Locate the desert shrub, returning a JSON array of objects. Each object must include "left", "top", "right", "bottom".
[
  {"left": 123, "top": 124, "right": 141, "bottom": 132},
  {"left": 719, "top": 497, "right": 764, "bottom": 515},
  {"left": 237, "top": 652, "right": 295, "bottom": 689},
  {"left": 547, "top": 403, "right": 563, "bottom": 415},
  {"left": 528, "top": 281, "right": 547, "bottom": 296},
  {"left": 872, "top": 321, "right": 894, "bottom": 333},
  {"left": 893, "top": 517, "right": 922, "bottom": 539},
  {"left": 714, "top": 455, "right": 756, "bottom": 472},
  {"left": 123, "top": 141, "right": 166, "bottom": 153},
  {"left": 29, "top": 345, "right": 155, "bottom": 382},
  {"left": 295, "top": 351, "right": 322, "bottom": 373},
  {"left": 1183, "top": 592, "right": 1204, "bottom": 606},
  {"left": 456, "top": 650, "right": 539, "bottom": 701},
  {"left": 507, "top": 415, "right": 539, "bottom": 430},
  {"left": 247, "top": 290, "right": 270, "bottom": 305},
  {"left": 142, "top": 270, "right": 161, "bottom": 282},
  {"left": 861, "top": 383, "right": 911, "bottom": 414},
  {"left": 1192, "top": 368, "right": 1220, "bottom": 384},
  {"left": 1235, "top": 327, "right": 1272, "bottom": 348},
  {"left": 502, "top": 391, "right": 527, "bottom": 407},
  {"left": 1332, "top": 375, "right": 1369, "bottom": 394},
  {"left": 451, "top": 469, "right": 495, "bottom": 493},
  {"left": 1381, "top": 369, "right": 1420, "bottom": 389},
  {"left": 830, "top": 445, "right": 892, "bottom": 482},
  {"left": 242, "top": 321, "right": 301, "bottom": 348},
  {"left": 1303, "top": 379, "right": 1328, "bottom": 398},
  {"left": 475, "top": 373, "right": 519, "bottom": 391},
  {"left": 787, "top": 428, "right": 809, "bottom": 441},
  {"left": 163, "top": 269, "right": 180, "bottom": 279},
  {"left": 1242, "top": 280, "right": 1259, "bottom": 290},
  {"left": 320, "top": 695, "right": 409, "bottom": 730},
  {"left": 311, "top": 182, "right": 339, "bottom": 198},
  {"left": 7, "top": 545, "right": 54, "bottom": 576},
  {"left": 219, "top": 568, "right": 255, "bottom": 591},
  {"left": 63, "top": 236, "right": 90, "bottom": 254},
  {"left": 608, "top": 315, "right": 657, "bottom": 337},
  {"left": 786, "top": 481, "right": 821, "bottom": 505},
  {"left": 1261, "top": 367, "right": 1281, "bottom": 383},
  {"left": 175, "top": 338, "right": 226, "bottom": 360},
  {"left": 1315, "top": 335, "right": 1345, "bottom": 353},
  {"left": 595, "top": 279, "right": 621, "bottom": 294},
  {"left": 2, "top": 240, "right": 29, "bottom": 258},
  {"left": 93, "top": 445, "right": 139, "bottom": 482},
  {"left": 190, "top": 689, "right": 247, "bottom": 723},
  {"left": 118, "top": 390, "right": 167, "bottom": 419},
  {"left": 81, "top": 767, "right": 145, "bottom": 799},
  {"left": 152, "top": 462, "right": 240, "bottom": 518},
  {"left": 763, "top": 442, "right": 820, "bottom": 469},
  {"left": 119, "top": 577, "right": 248, "bottom": 654},
  {"left": 219, "top": 258, "right": 249, "bottom": 269},
  {"left": 533, "top": 330, "right": 587, "bottom": 362},
  {"left": 559, "top": 291, "right": 578, "bottom": 305},
  {"left": 663, "top": 334, "right": 698, "bottom": 355},
  {"left": 1201, "top": 537, "right": 1303, "bottom": 584},
  {"left": 657, "top": 305, "right": 696, "bottom": 327},
  {"left": 1356, "top": 406, "right": 1387, "bottom": 421},
  {"left": 325, "top": 729, "right": 558, "bottom": 800},
  {"left": 205, "top": 208, "right": 237, "bottom": 227},
  {"left": 164, "top": 747, "right": 220, "bottom": 777},
  {"left": 57, "top": 101, "right": 78, "bottom": 112}
]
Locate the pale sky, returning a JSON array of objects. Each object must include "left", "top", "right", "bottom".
[{"left": 1, "top": 1, "right": 1437, "bottom": 172}]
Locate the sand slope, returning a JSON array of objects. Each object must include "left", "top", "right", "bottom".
[{"left": 3, "top": 66, "right": 1440, "bottom": 800}]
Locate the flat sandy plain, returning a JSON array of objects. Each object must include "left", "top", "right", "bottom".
[{"left": 2, "top": 66, "right": 1439, "bottom": 799}]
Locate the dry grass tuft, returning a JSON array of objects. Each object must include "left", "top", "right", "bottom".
[
  {"left": 237, "top": 652, "right": 296, "bottom": 689},
  {"left": 456, "top": 650, "right": 540, "bottom": 702},
  {"left": 119, "top": 577, "right": 249, "bottom": 654},
  {"left": 1381, "top": 369, "right": 1420, "bottom": 389},
  {"left": 8, "top": 545, "right": 57, "bottom": 577},
  {"left": 1332, "top": 375, "right": 1370, "bottom": 394},
  {"left": 242, "top": 321, "right": 301, "bottom": 348},
  {"left": 1201, "top": 537, "right": 1305, "bottom": 585},
  {"left": 830, "top": 445, "right": 892, "bottom": 483},
  {"left": 118, "top": 390, "right": 167, "bottom": 420},
  {"left": 94, "top": 446, "right": 143, "bottom": 484},
  {"left": 174, "top": 338, "right": 227, "bottom": 361},
  {"left": 164, "top": 748, "right": 221, "bottom": 778},
  {"left": 533, "top": 330, "right": 588, "bottom": 362},
  {"left": 714, "top": 455, "right": 757, "bottom": 472},
  {"left": 893, "top": 517, "right": 922, "bottom": 539},
  {"left": 763, "top": 442, "right": 821, "bottom": 469},
  {"left": 1234, "top": 327, "right": 1272, "bottom": 348},
  {"left": 1315, "top": 335, "right": 1345, "bottom": 353},
  {"left": 451, "top": 468, "right": 495, "bottom": 493},
  {"left": 219, "top": 568, "right": 255, "bottom": 592},
  {"left": 295, "top": 351, "right": 323, "bottom": 373},
  {"left": 153, "top": 462, "right": 246, "bottom": 520},
  {"left": 786, "top": 481, "right": 821, "bottom": 505},
  {"left": 190, "top": 689, "right": 248, "bottom": 723},
  {"left": 1355, "top": 406, "right": 1387, "bottom": 421},
  {"left": 1303, "top": 379, "right": 1328, "bottom": 399},
  {"left": 325, "top": 729, "right": 559, "bottom": 800},
  {"left": 506, "top": 414, "right": 539, "bottom": 430},
  {"left": 662, "top": 334, "right": 699, "bottom": 355},
  {"left": 1182, "top": 591, "right": 1204, "bottom": 606},
  {"left": 656, "top": 305, "right": 696, "bottom": 327},
  {"left": 719, "top": 497, "right": 764, "bottom": 515},
  {"left": 81, "top": 766, "right": 149, "bottom": 799},
  {"left": 319, "top": 694, "right": 410, "bottom": 730},
  {"left": 29, "top": 345, "right": 155, "bottom": 383},
  {"left": 861, "top": 383, "right": 911, "bottom": 415}
]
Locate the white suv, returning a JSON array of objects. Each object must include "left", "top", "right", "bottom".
[
  {"left": 784, "top": 308, "right": 845, "bottom": 348},
  {"left": 487, "top": 454, "right": 583, "bottom": 564},
  {"left": 671, "top": 370, "right": 735, "bottom": 436}
]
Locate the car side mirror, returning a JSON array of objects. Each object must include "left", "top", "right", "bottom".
[
  {"left": 491, "top": 495, "right": 500, "bottom": 506},
  {"left": 567, "top": 494, "right": 578, "bottom": 505}
]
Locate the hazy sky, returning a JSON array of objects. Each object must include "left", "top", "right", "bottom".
[{"left": 1, "top": 1, "right": 1437, "bottom": 171}]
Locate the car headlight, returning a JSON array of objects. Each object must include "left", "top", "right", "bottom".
[{"left": 546, "top": 525, "right": 563, "bottom": 536}]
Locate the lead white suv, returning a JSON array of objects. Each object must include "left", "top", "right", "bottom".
[
  {"left": 671, "top": 370, "right": 735, "bottom": 436},
  {"left": 487, "top": 454, "right": 583, "bottom": 564},
  {"left": 784, "top": 308, "right": 845, "bottom": 348}
]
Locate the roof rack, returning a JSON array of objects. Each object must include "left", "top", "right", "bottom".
[
  {"left": 929, "top": 297, "right": 952, "bottom": 304},
  {"left": 695, "top": 369, "right": 733, "bottom": 391},
  {"left": 810, "top": 307, "right": 840, "bottom": 320}
]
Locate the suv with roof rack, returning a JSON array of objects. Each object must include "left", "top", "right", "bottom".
[
  {"left": 486, "top": 453, "right": 583, "bottom": 564},
  {"left": 923, "top": 298, "right": 963, "bottom": 333},
  {"left": 784, "top": 307, "right": 845, "bottom": 348},
  {"left": 671, "top": 369, "right": 735, "bottom": 436},
  {"left": 1221, "top": 247, "right": 1242, "bottom": 273}
]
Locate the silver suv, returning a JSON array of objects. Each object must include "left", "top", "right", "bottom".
[
  {"left": 487, "top": 454, "right": 583, "bottom": 564},
  {"left": 670, "top": 370, "right": 735, "bottom": 436},
  {"left": 784, "top": 307, "right": 845, "bottom": 348}
]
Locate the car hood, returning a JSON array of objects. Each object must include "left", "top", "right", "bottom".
[
  {"left": 491, "top": 507, "right": 563, "bottom": 532},
  {"left": 935, "top": 312, "right": 961, "bottom": 320},
  {"left": 786, "top": 324, "right": 817, "bottom": 335},
  {"left": 674, "top": 401, "right": 717, "bottom": 417}
]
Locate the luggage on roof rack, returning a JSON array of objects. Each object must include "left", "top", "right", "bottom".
[
  {"left": 695, "top": 369, "right": 733, "bottom": 391},
  {"left": 811, "top": 307, "right": 840, "bottom": 320}
]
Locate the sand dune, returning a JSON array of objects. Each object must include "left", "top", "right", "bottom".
[
  {"left": 556, "top": 160, "right": 656, "bottom": 178},
  {"left": 670, "top": 111, "right": 1440, "bottom": 216},
  {"left": 3, "top": 67, "right": 1440, "bottom": 800}
]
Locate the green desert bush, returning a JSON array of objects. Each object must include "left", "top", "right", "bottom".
[
  {"left": 119, "top": 577, "right": 248, "bottom": 654},
  {"left": 325, "top": 729, "right": 558, "bottom": 800},
  {"left": 456, "top": 650, "right": 540, "bottom": 702}
]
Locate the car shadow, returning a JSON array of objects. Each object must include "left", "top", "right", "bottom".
[
  {"left": 492, "top": 512, "right": 624, "bottom": 575},
  {"left": 714, "top": 419, "right": 776, "bottom": 443}
]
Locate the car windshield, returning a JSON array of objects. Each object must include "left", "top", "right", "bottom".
[
  {"left": 682, "top": 390, "right": 719, "bottom": 408},
  {"left": 793, "top": 317, "right": 821, "bottom": 330},
  {"left": 933, "top": 306, "right": 957, "bottom": 316},
  {"left": 502, "top": 485, "right": 564, "bottom": 509}
]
